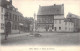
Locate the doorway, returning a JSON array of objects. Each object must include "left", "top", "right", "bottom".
[
  {"left": 5, "top": 22, "right": 11, "bottom": 34},
  {"left": 54, "top": 27, "right": 56, "bottom": 31}
]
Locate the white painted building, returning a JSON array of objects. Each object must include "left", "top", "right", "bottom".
[{"left": 54, "top": 15, "right": 74, "bottom": 32}]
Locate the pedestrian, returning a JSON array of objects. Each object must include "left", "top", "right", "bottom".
[{"left": 5, "top": 30, "right": 9, "bottom": 40}]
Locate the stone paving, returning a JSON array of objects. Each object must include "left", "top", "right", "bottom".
[{"left": 1, "top": 32, "right": 80, "bottom": 46}]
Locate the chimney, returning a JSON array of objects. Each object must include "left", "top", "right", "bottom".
[
  {"left": 54, "top": 4, "right": 56, "bottom": 6},
  {"left": 10, "top": 0, "right": 12, "bottom": 4},
  {"left": 39, "top": 5, "right": 41, "bottom": 7},
  {"left": 62, "top": 4, "right": 64, "bottom": 6}
]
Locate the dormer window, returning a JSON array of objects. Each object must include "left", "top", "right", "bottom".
[
  {"left": 13, "top": 8, "right": 15, "bottom": 11},
  {"left": 7, "top": 5, "right": 10, "bottom": 8},
  {"left": 7, "top": 0, "right": 9, "bottom": 1},
  {"left": 69, "top": 14, "right": 72, "bottom": 17}
]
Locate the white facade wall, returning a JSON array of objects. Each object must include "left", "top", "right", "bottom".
[
  {"left": 0, "top": 6, "right": 5, "bottom": 33},
  {"left": 54, "top": 20, "right": 74, "bottom": 32},
  {"left": 54, "top": 15, "right": 74, "bottom": 32},
  {"left": 37, "top": 15, "right": 74, "bottom": 32},
  {"left": 54, "top": 15, "right": 64, "bottom": 19}
]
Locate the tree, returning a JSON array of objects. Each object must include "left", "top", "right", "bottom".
[{"left": 24, "top": 17, "right": 34, "bottom": 31}]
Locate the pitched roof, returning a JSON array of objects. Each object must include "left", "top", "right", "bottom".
[
  {"left": 1, "top": 0, "right": 10, "bottom": 8},
  {"left": 37, "top": 4, "right": 64, "bottom": 15},
  {"left": 66, "top": 13, "right": 80, "bottom": 19},
  {"left": 64, "top": 13, "right": 80, "bottom": 22}
]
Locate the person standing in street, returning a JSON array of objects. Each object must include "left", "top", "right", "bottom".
[{"left": 5, "top": 29, "right": 9, "bottom": 40}]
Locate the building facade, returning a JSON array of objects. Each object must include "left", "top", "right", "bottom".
[
  {"left": 54, "top": 16, "right": 74, "bottom": 32},
  {"left": 0, "top": 5, "right": 5, "bottom": 33},
  {"left": 1, "top": 0, "right": 28, "bottom": 34},
  {"left": 65, "top": 13, "right": 80, "bottom": 32},
  {"left": 37, "top": 4, "right": 74, "bottom": 32}
]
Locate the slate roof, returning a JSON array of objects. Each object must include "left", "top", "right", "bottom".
[
  {"left": 64, "top": 13, "right": 80, "bottom": 22},
  {"left": 1, "top": 0, "right": 10, "bottom": 8},
  {"left": 66, "top": 13, "right": 80, "bottom": 19},
  {"left": 37, "top": 4, "right": 64, "bottom": 15}
]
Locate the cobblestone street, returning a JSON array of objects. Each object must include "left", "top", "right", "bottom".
[{"left": 1, "top": 32, "right": 80, "bottom": 46}]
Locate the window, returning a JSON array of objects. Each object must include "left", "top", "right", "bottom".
[
  {"left": 65, "top": 27, "right": 67, "bottom": 30},
  {"left": 69, "top": 14, "right": 72, "bottom": 17},
  {"left": 1, "top": 23, "right": 4, "bottom": 29},
  {"left": 71, "top": 23, "right": 73, "bottom": 25},
  {"left": 54, "top": 27, "right": 56, "bottom": 31},
  {"left": 39, "top": 20, "right": 40, "bottom": 23},
  {"left": 65, "top": 22, "right": 67, "bottom": 25},
  {"left": 14, "top": 15, "right": 16, "bottom": 21},
  {"left": 69, "top": 19, "right": 71, "bottom": 21},
  {"left": 54, "top": 20, "right": 57, "bottom": 24},
  {"left": 57, "top": 9, "right": 59, "bottom": 11},
  {"left": 38, "top": 25, "right": 40, "bottom": 26},
  {"left": 59, "top": 27, "right": 61, "bottom": 30},
  {"left": 1, "top": 26, "right": 4, "bottom": 30},
  {"left": 9, "top": 13, "right": 11, "bottom": 19},
  {"left": 7, "top": 5, "right": 10, "bottom": 8},
  {"left": 18, "top": 16, "right": 19, "bottom": 21},
  {"left": 17, "top": 26, "right": 19, "bottom": 30},
  {"left": 59, "top": 20, "right": 61, "bottom": 24},
  {"left": 71, "top": 28, "right": 73, "bottom": 31},
  {"left": 1, "top": 23, "right": 4, "bottom": 26},
  {"left": 14, "top": 25, "right": 17, "bottom": 30},
  {"left": 69, "top": 28, "right": 70, "bottom": 30},
  {"left": 69, "top": 22, "right": 71, "bottom": 25},
  {"left": 15, "top": 15, "right": 17, "bottom": 21},
  {"left": 13, "top": 14, "right": 15, "bottom": 20},
  {"left": 52, "top": 25, "right": 54, "bottom": 29},
  {"left": 7, "top": 12, "right": 10, "bottom": 19},
  {"left": 1, "top": 8, "right": 4, "bottom": 13},
  {"left": 12, "top": 25, "right": 14, "bottom": 29},
  {"left": 1, "top": 14, "right": 4, "bottom": 19}
]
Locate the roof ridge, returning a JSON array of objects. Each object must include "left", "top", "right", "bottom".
[{"left": 39, "top": 4, "right": 63, "bottom": 7}]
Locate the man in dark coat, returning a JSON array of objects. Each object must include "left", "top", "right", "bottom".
[{"left": 5, "top": 28, "right": 9, "bottom": 40}]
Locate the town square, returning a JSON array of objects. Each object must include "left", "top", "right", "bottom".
[{"left": 0, "top": 0, "right": 80, "bottom": 46}]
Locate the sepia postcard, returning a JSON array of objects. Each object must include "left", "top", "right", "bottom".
[{"left": 0, "top": 0, "right": 80, "bottom": 51}]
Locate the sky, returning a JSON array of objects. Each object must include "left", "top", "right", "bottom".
[{"left": 12, "top": 0, "right": 80, "bottom": 17}]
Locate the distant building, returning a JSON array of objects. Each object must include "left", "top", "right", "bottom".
[
  {"left": 37, "top": 4, "right": 74, "bottom": 32},
  {"left": 65, "top": 13, "right": 80, "bottom": 32}
]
